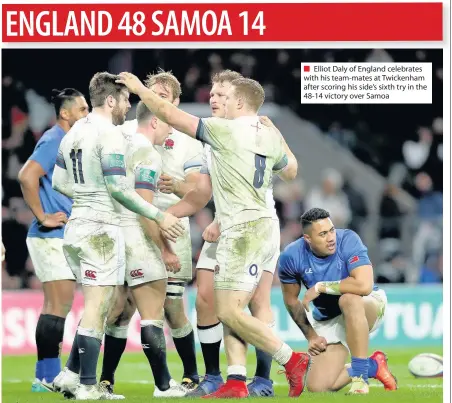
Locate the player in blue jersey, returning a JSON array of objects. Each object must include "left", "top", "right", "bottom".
[
  {"left": 278, "top": 208, "right": 398, "bottom": 395},
  {"left": 18, "top": 88, "right": 89, "bottom": 392}
]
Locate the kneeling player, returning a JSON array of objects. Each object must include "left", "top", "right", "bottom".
[{"left": 279, "top": 208, "right": 397, "bottom": 394}]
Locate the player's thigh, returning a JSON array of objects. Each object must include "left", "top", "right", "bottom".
[
  {"left": 66, "top": 220, "right": 126, "bottom": 287},
  {"left": 363, "top": 288, "right": 388, "bottom": 332},
  {"left": 26, "top": 237, "right": 75, "bottom": 283},
  {"left": 123, "top": 225, "right": 168, "bottom": 287},
  {"left": 261, "top": 218, "right": 280, "bottom": 275},
  {"left": 307, "top": 343, "right": 349, "bottom": 392},
  {"left": 215, "top": 218, "right": 273, "bottom": 293},
  {"left": 166, "top": 217, "right": 193, "bottom": 282},
  {"left": 308, "top": 313, "right": 348, "bottom": 347},
  {"left": 132, "top": 279, "right": 167, "bottom": 319},
  {"left": 196, "top": 241, "right": 217, "bottom": 303},
  {"left": 249, "top": 271, "right": 273, "bottom": 315},
  {"left": 106, "top": 284, "right": 129, "bottom": 325},
  {"left": 81, "top": 284, "right": 116, "bottom": 330}
]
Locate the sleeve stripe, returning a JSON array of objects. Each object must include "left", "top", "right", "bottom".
[
  {"left": 196, "top": 120, "right": 205, "bottom": 142},
  {"left": 135, "top": 182, "right": 156, "bottom": 191},
  {"left": 56, "top": 155, "right": 66, "bottom": 169},
  {"left": 102, "top": 167, "right": 126, "bottom": 176},
  {"left": 183, "top": 161, "right": 203, "bottom": 171},
  {"left": 200, "top": 165, "right": 210, "bottom": 175},
  {"left": 273, "top": 154, "right": 289, "bottom": 171}
]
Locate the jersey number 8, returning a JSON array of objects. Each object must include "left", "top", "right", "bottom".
[
  {"left": 70, "top": 149, "right": 85, "bottom": 184},
  {"left": 253, "top": 154, "right": 267, "bottom": 189}
]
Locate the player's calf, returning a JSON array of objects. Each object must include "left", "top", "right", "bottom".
[
  {"left": 248, "top": 272, "right": 275, "bottom": 389},
  {"left": 339, "top": 294, "right": 370, "bottom": 383},
  {"left": 195, "top": 269, "right": 223, "bottom": 379},
  {"left": 33, "top": 280, "right": 75, "bottom": 390},
  {"left": 101, "top": 287, "right": 135, "bottom": 388},
  {"left": 164, "top": 281, "right": 199, "bottom": 387},
  {"left": 78, "top": 286, "right": 115, "bottom": 387}
]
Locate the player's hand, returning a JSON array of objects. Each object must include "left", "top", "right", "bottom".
[
  {"left": 259, "top": 116, "right": 276, "bottom": 129},
  {"left": 158, "top": 174, "right": 180, "bottom": 194},
  {"left": 308, "top": 335, "right": 327, "bottom": 356},
  {"left": 302, "top": 286, "right": 321, "bottom": 312},
  {"left": 157, "top": 212, "right": 185, "bottom": 242},
  {"left": 162, "top": 248, "right": 181, "bottom": 273},
  {"left": 116, "top": 72, "right": 147, "bottom": 95},
  {"left": 202, "top": 220, "right": 220, "bottom": 243},
  {"left": 39, "top": 212, "right": 68, "bottom": 228}
]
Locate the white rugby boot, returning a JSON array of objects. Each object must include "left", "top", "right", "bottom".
[
  {"left": 53, "top": 367, "right": 79, "bottom": 398},
  {"left": 154, "top": 379, "right": 187, "bottom": 397},
  {"left": 74, "top": 382, "right": 125, "bottom": 400}
]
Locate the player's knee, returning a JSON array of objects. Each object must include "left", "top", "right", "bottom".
[
  {"left": 248, "top": 293, "right": 271, "bottom": 317},
  {"left": 216, "top": 304, "right": 239, "bottom": 327},
  {"left": 338, "top": 293, "right": 363, "bottom": 312},
  {"left": 196, "top": 286, "right": 214, "bottom": 314},
  {"left": 105, "top": 322, "right": 129, "bottom": 339},
  {"left": 164, "top": 281, "right": 187, "bottom": 327},
  {"left": 106, "top": 296, "right": 127, "bottom": 326},
  {"left": 307, "top": 381, "right": 334, "bottom": 393},
  {"left": 45, "top": 299, "right": 73, "bottom": 317}
]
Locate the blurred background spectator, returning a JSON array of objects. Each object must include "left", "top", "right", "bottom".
[{"left": 2, "top": 48, "right": 443, "bottom": 289}]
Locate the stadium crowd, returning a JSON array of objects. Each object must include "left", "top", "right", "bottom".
[{"left": 2, "top": 48, "right": 443, "bottom": 289}]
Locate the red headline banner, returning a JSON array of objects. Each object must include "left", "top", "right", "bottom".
[{"left": 2, "top": 3, "right": 443, "bottom": 43}]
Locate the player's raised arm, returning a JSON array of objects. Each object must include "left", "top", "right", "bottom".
[
  {"left": 116, "top": 72, "right": 200, "bottom": 138},
  {"left": 314, "top": 231, "right": 374, "bottom": 296},
  {"left": 99, "top": 128, "right": 184, "bottom": 241}
]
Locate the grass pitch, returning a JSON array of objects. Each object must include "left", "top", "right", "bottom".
[{"left": 2, "top": 347, "right": 443, "bottom": 403}]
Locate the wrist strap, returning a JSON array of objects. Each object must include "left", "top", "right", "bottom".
[{"left": 315, "top": 281, "right": 342, "bottom": 295}]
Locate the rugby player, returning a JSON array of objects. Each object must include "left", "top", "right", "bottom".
[
  {"left": 278, "top": 207, "right": 398, "bottom": 394},
  {"left": 186, "top": 71, "right": 298, "bottom": 398},
  {"left": 18, "top": 88, "right": 89, "bottom": 392},
  {"left": 116, "top": 72, "right": 311, "bottom": 398},
  {"left": 52, "top": 72, "right": 184, "bottom": 400},
  {"left": 100, "top": 70, "right": 202, "bottom": 391},
  {"left": 101, "top": 100, "right": 187, "bottom": 397}
]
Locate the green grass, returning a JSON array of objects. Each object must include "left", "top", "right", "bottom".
[{"left": 2, "top": 347, "right": 443, "bottom": 403}]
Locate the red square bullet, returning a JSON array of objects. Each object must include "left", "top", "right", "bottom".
[{"left": 304, "top": 65, "right": 310, "bottom": 72}]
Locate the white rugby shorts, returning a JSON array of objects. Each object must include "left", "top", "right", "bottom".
[
  {"left": 197, "top": 218, "right": 280, "bottom": 275},
  {"left": 166, "top": 216, "right": 193, "bottom": 282},
  {"left": 307, "top": 289, "right": 388, "bottom": 349},
  {"left": 26, "top": 237, "right": 75, "bottom": 283},
  {"left": 122, "top": 224, "right": 167, "bottom": 286},
  {"left": 214, "top": 218, "right": 279, "bottom": 292},
  {"left": 62, "top": 219, "right": 125, "bottom": 286}
]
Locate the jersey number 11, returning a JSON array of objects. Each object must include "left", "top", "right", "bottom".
[{"left": 70, "top": 149, "right": 85, "bottom": 184}]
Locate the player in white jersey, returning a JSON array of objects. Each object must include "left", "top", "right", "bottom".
[
  {"left": 117, "top": 72, "right": 311, "bottom": 398},
  {"left": 98, "top": 101, "right": 186, "bottom": 397},
  {"left": 174, "top": 71, "right": 297, "bottom": 397},
  {"left": 52, "top": 72, "right": 184, "bottom": 401},
  {"left": 100, "top": 70, "right": 202, "bottom": 391}
]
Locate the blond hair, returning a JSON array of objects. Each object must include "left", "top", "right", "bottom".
[
  {"left": 144, "top": 68, "right": 182, "bottom": 100},
  {"left": 230, "top": 78, "right": 265, "bottom": 112},
  {"left": 211, "top": 69, "right": 242, "bottom": 85}
]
